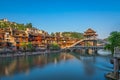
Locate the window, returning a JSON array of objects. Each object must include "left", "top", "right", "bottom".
[
  {"left": 6, "top": 34, "right": 9, "bottom": 38},
  {"left": 6, "top": 39, "right": 10, "bottom": 42},
  {"left": 15, "top": 38, "right": 19, "bottom": 41},
  {"left": 22, "top": 37, "right": 26, "bottom": 42},
  {"left": 23, "top": 34, "right": 26, "bottom": 36},
  {"left": 16, "top": 42, "right": 19, "bottom": 44},
  {"left": 9, "top": 32, "right": 11, "bottom": 35},
  {"left": 16, "top": 33, "right": 19, "bottom": 35}
]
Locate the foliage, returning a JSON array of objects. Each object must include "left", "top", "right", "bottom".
[
  {"left": 0, "top": 19, "right": 33, "bottom": 30},
  {"left": 21, "top": 42, "right": 27, "bottom": 50},
  {"left": 50, "top": 43, "right": 60, "bottom": 50},
  {"left": 17, "top": 24, "right": 25, "bottom": 30},
  {"left": 25, "top": 23, "right": 32, "bottom": 28},
  {"left": 62, "top": 32, "right": 84, "bottom": 39},
  {"left": 51, "top": 32, "right": 55, "bottom": 36},
  {"left": 21, "top": 42, "right": 35, "bottom": 51},
  {"left": 27, "top": 42, "right": 35, "bottom": 51},
  {"left": 86, "top": 42, "right": 91, "bottom": 46},
  {"left": 105, "top": 31, "right": 120, "bottom": 54},
  {"left": 70, "top": 32, "right": 84, "bottom": 39}
]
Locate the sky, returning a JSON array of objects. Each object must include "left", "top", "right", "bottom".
[{"left": 0, "top": 0, "right": 120, "bottom": 39}]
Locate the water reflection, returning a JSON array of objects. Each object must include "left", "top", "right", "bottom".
[
  {"left": 81, "top": 56, "right": 96, "bottom": 76},
  {"left": 0, "top": 52, "right": 113, "bottom": 80},
  {"left": 0, "top": 53, "right": 75, "bottom": 76}
]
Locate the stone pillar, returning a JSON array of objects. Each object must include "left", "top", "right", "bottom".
[
  {"left": 85, "top": 48, "right": 89, "bottom": 54},
  {"left": 113, "top": 57, "right": 119, "bottom": 78},
  {"left": 94, "top": 49, "right": 97, "bottom": 53}
]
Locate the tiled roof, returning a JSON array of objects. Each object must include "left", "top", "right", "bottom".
[
  {"left": 84, "top": 28, "right": 96, "bottom": 33},
  {"left": 84, "top": 28, "right": 97, "bottom": 36}
]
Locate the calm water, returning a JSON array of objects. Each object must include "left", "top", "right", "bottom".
[{"left": 0, "top": 52, "right": 113, "bottom": 80}]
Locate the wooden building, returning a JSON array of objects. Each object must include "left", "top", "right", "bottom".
[
  {"left": 26, "top": 28, "right": 42, "bottom": 47},
  {"left": 12, "top": 29, "right": 28, "bottom": 50},
  {"left": 83, "top": 28, "right": 98, "bottom": 46},
  {"left": 0, "top": 28, "right": 5, "bottom": 48}
]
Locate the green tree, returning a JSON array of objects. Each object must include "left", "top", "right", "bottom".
[
  {"left": 27, "top": 42, "right": 35, "bottom": 51},
  {"left": 17, "top": 24, "right": 25, "bottom": 30},
  {"left": 62, "top": 32, "right": 84, "bottom": 39},
  {"left": 51, "top": 32, "right": 55, "bottom": 36},
  {"left": 0, "top": 22, "right": 4, "bottom": 28},
  {"left": 0, "top": 19, "right": 34, "bottom": 30},
  {"left": 50, "top": 43, "right": 60, "bottom": 50},
  {"left": 21, "top": 42, "right": 27, "bottom": 51},
  {"left": 71, "top": 32, "right": 84, "bottom": 39},
  {"left": 10, "top": 23, "right": 17, "bottom": 28},
  {"left": 105, "top": 31, "right": 120, "bottom": 54},
  {"left": 25, "top": 23, "right": 32, "bottom": 28}
]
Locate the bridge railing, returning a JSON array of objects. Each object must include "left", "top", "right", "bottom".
[
  {"left": 84, "top": 38, "right": 97, "bottom": 40},
  {"left": 70, "top": 46, "right": 105, "bottom": 49},
  {"left": 68, "top": 39, "right": 84, "bottom": 47}
]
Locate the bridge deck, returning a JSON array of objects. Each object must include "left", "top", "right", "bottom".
[{"left": 69, "top": 46, "right": 104, "bottom": 49}]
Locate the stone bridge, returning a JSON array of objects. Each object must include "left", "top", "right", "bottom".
[{"left": 65, "top": 46, "right": 105, "bottom": 53}]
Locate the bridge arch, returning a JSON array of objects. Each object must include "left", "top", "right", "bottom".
[{"left": 62, "top": 28, "right": 105, "bottom": 54}]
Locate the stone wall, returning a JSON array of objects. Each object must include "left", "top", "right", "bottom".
[{"left": 114, "top": 47, "right": 120, "bottom": 58}]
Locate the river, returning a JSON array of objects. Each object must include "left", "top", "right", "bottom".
[{"left": 0, "top": 51, "right": 113, "bottom": 80}]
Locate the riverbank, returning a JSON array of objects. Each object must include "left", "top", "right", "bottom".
[
  {"left": 105, "top": 72, "right": 120, "bottom": 80},
  {"left": 0, "top": 50, "right": 61, "bottom": 58}
]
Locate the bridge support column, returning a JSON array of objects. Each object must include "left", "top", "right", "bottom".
[
  {"left": 85, "top": 49, "right": 89, "bottom": 54},
  {"left": 70, "top": 49, "right": 73, "bottom": 52},
  {"left": 93, "top": 40, "right": 97, "bottom": 46},
  {"left": 94, "top": 49, "right": 98, "bottom": 53},
  {"left": 70, "top": 48, "right": 74, "bottom": 52}
]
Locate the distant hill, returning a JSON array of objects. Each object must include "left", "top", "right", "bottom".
[
  {"left": 51, "top": 32, "right": 84, "bottom": 39},
  {"left": 62, "top": 32, "right": 84, "bottom": 39},
  {"left": 0, "top": 19, "right": 83, "bottom": 39},
  {"left": 0, "top": 18, "right": 33, "bottom": 30}
]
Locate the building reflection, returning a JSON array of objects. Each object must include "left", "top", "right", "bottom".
[
  {"left": 0, "top": 52, "right": 75, "bottom": 76},
  {"left": 80, "top": 56, "right": 96, "bottom": 76}
]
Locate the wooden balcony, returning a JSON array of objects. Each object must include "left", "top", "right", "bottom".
[{"left": 84, "top": 37, "right": 97, "bottom": 40}]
